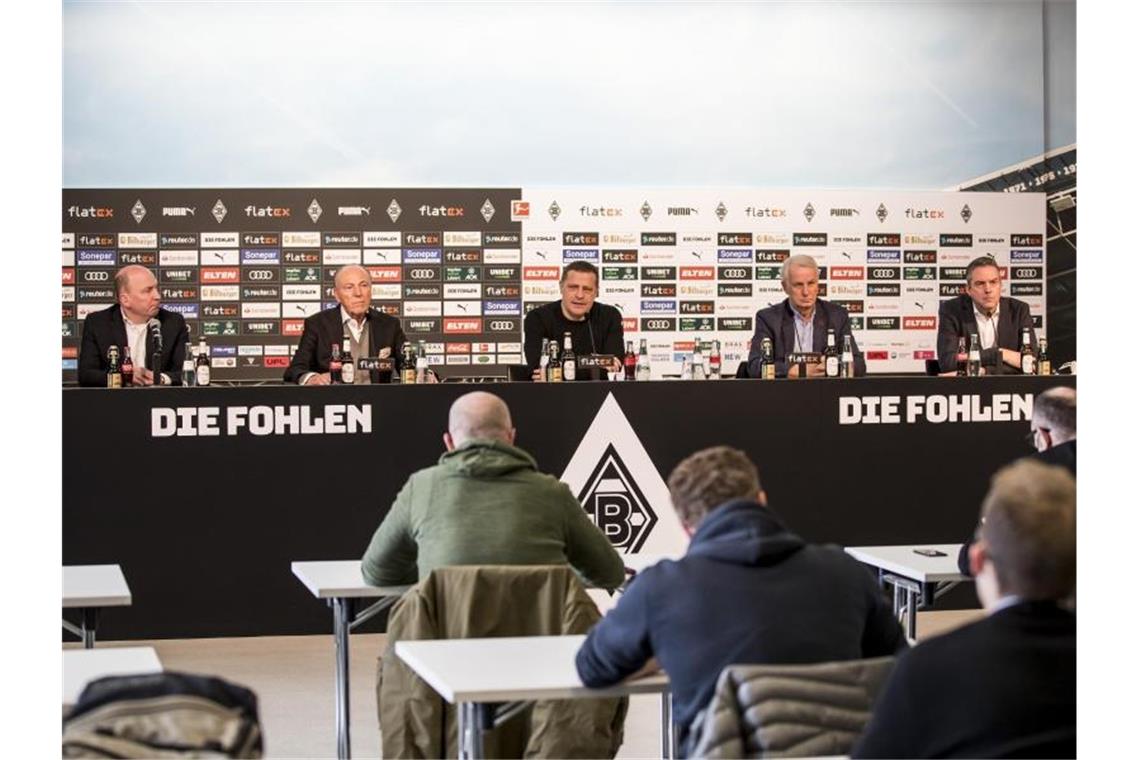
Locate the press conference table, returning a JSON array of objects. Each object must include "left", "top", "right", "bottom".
[
  {"left": 63, "top": 375, "right": 1074, "bottom": 643},
  {"left": 396, "top": 635, "right": 673, "bottom": 760},
  {"left": 844, "top": 544, "right": 968, "bottom": 642},
  {"left": 63, "top": 564, "right": 132, "bottom": 648}
]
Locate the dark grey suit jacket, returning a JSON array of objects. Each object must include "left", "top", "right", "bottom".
[
  {"left": 283, "top": 306, "right": 407, "bottom": 384},
  {"left": 77, "top": 305, "right": 189, "bottom": 387},
  {"left": 746, "top": 298, "right": 865, "bottom": 378},
  {"left": 936, "top": 295, "right": 1036, "bottom": 373}
]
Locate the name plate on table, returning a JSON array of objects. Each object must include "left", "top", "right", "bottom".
[
  {"left": 578, "top": 354, "right": 617, "bottom": 370},
  {"left": 357, "top": 357, "right": 394, "bottom": 372},
  {"left": 787, "top": 352, "right": 821, "bottom": 377}
]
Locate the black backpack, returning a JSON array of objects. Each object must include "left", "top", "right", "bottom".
[{"left": 63, "top": 671, "right": 263, "bottom": 758}]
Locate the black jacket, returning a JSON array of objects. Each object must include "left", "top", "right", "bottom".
[
  {"left": 575, "top": 500, "right": 906, "bottom": 752},
  {"left": 746, "top": 298, "right": 865, "bottom": 377},
  {"left": 936, "top": 294, "right": 1036, "bottom": 373},
  {"left": 853, "top": 601, "right": 1076, "bottom": 759},
  {"left": 283, "top": 306, "right": 406, "bottom": 384},
  {"left": 522, "top": 300, "right": 625, "bottom": 372},
  {"left": 77, "top": 305, "right": 189, "bottom": 387}
]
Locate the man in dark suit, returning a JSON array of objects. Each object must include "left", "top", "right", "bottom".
[
  {"left": 855, "top": 459, "right": 1076, "bottom": 759},
  {"left": 936, "top": 255, "right": 1037, "bottom": 374},
  {"left": 746, "top": 254, "right": 865, "bottom": 377},
  {"left": 957, "top": 385, "right": 1076, "bottom": 575},
  {"left": 523, "top": 261, "right": 625, "bottom": 380},
  {"left": 77, "top": 265, "right": 189, "bottom": 387},
  {"left": 284, "top": 264, "right": 407, "bottom": 385}
]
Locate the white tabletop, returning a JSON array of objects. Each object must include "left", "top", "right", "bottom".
[
  {"left": 291, "top": 560, "right": 410, "bottom": 599},
  {"left": 63, "top": 647, "right": 162, "bottom": 706},
  {"left": 844, "top": 544, "right": 967, "bottom": 584},
  {"left": 63, "top": 565, "right": 132, "bottom": 608},
  {"left": 395, "top": 634, "right": 669, "bottom": 703}
]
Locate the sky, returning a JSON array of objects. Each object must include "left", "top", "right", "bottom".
[{"left": 63, "top": 0, "right": 1075, "bottom": 189}]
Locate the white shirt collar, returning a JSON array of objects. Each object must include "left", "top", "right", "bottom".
[{"left": 972, "top": 301, "right": 1000, "bottom": 321}]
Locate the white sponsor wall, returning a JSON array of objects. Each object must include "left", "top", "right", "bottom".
[{"left": 517, "top": 189, "right": 1045, "bottom": 374}]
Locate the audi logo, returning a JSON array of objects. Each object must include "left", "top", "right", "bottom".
[
  {"left": 870, "top": 268, "right": 898, "bottom": 278},
  {"left": 409, "top": 269, "right": 437, "bottom": 280},
  {"left": 83, "top": 271, "right": 110, "bottom": 282},
  {"left": 720, "top": 268, "right": 748, "bottom": 279},
  {"left": 645, "top": 320, "right": 671, "bottom": 330},
  {"left": 488, "top": 321, "right": 515, "bottom": 331},
  {"left": 247, "top": 270, "right": 275, "bottom": 281},
  {"left": 1014, "top": 268, "right": 1038, "bottom": 278}
]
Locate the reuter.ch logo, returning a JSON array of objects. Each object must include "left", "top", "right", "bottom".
[{"left": 578, "top": 443, "right": 657, "bottom": 552}]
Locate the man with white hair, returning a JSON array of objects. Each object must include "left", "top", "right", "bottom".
[
  {"left": 283, "top": 264, "right": 407, "bottom": 384},
  {"left": 746, "top": 254, "right": 865, "bottom": 377},
  {"left": 361, "top": 391, "right": 625, "bottom": 589}
]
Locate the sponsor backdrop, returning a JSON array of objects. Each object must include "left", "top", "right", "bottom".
[
  {"left": 63, "top": 189, "right": 1044, "bottom": 381},
  {"left": 517, "top": 189, "right": 1046, "bottom": 374},
  {"left": 62, "top": 189, "right": 524, "bottom": 381},
  {"left": 63, "top": 376, "right": 1072, "bottom": 639}
]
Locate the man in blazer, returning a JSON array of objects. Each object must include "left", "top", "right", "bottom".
[
  {"left": 854, "top": 459, "right": 1076, "bottom": 759},
  {"left": 284, "top": 264, "right": 407, "bottom": 385},
  {"left": 746, "top": 254, "right": 865, "bottom": 377},
  {"left": 936, "top": 255, "right": 1037, "bottom": 374},
  {"left": 77, "top": 265, "right": 189, "bottom": 387}
]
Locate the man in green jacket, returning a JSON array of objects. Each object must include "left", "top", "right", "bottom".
[{"left": 361, "top": 391, "right": 627, "bottom": 590}]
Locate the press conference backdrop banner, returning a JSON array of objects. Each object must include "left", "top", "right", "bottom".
[{"left": 62, "top": 188, "right": 1045, "bottom": 381}]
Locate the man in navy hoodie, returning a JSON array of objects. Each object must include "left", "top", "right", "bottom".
[{"left": 575, "top": 446, "right": 907, "bottom": 754}]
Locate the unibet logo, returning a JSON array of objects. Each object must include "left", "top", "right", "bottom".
[{"left": 577, "top": 443, "right": 658, "bottom": 552}]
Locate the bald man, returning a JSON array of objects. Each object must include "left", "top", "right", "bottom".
[
  {"left": 284, "top": 264, "right": 407, "bottom": 385},
  {"left": 77, "top": 265, "right": 190, "bottom": 386},
  {"left": 361, "top": 392, "right": 625, "bottom": 590}
]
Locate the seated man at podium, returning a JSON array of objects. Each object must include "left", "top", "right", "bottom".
[
  {"left": 283, "top": 264, "right": 406, "bottom": 385},
  {"left": 746, "top": 254, "right": 865, "bottom": 378}
]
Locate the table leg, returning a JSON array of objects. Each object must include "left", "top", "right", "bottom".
[
  {"left": 458, "top": 702, "right": 486, "bottom": 760},
  {"left": 906, "top": 586, "right": 919, "bottom": 642},
  {"left": 332, "top": 597, "right": 353, "bottom": 760},
  {"left": 660, "top": 690, "right": 675, "bottom": 759},
  {"left": 81, "top": 607, "right": 100, "bottom": 649}
]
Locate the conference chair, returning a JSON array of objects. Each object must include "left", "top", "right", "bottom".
[
  {"left": 687, "top": 656, "right": 897, "bottom": 758},
  {"left": 377, "top": 565, "right": 626, "bottom": 759}
]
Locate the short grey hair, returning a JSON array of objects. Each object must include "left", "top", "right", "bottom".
[
  {"left": 1033, "top": 387, "right": 1076, "bottom": 440},
  {"left": 448, "top": 391, "right": 513, "bottom": 447},
  {"left": 780, "top": 254, "right": 820, "bottom": 285}
]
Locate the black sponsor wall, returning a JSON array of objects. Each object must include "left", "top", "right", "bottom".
[
  {"left": 63, "top": 375, "right": 1073, "bottom": 639},
  {"left": 62, "top": 189, "right": 523, "bottom": 383}
]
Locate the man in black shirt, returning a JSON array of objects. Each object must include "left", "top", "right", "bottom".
[{"left": 523, "top": 261, "right": 625, "bottom": 379}]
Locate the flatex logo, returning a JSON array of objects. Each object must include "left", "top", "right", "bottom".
[
  {"left": 562, "top": 394, "right": 687, "bottom": 555},
  {"left": 245, "top": 204, "right": 291, "bottom": 218}
]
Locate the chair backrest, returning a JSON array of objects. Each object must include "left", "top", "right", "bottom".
[
  {"left": 924, "top": 359, "right": 942, "bottom": 376},
  {"left": 63, "top": 671, "right": 263, "bottom": 758},
  {"left": 735, "top": 360, "right": 750, "bottom": 379},
  {"left": 378, "top": 565, "right": 626, "bottom": 759},
  {"left": 688, "top": 656, "right": 896, "bottom": 759}
]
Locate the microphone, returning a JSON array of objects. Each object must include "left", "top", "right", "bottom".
[
  {"left": 586, "top": 308, "right": 597, "bottom": 353},
  {"left": 148, "top": 318, "right": 164, "bottom": 383}
]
